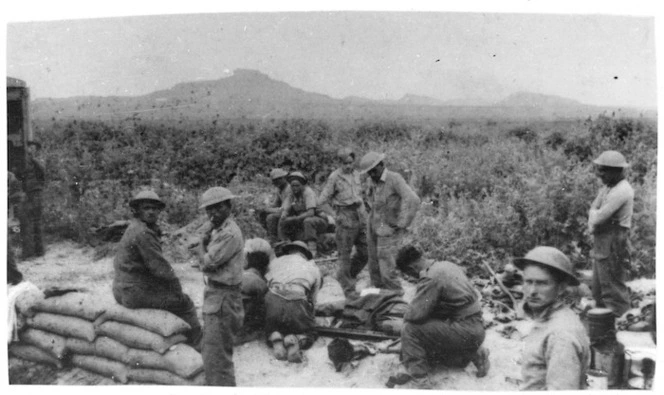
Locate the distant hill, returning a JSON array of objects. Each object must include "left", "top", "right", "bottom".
[{"left": 31, "top": 69, "right": 655, "bottom": 123}]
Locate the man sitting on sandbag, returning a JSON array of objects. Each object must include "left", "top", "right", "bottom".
[
  {"left": 265, "top": 241, "right": 321, "bottom": 363},
  {"left": 112, "top": 190, "right": 202, "bottom": 348},
  {"left": 239, "top": 238, "right": 273, "bottom": 337}
]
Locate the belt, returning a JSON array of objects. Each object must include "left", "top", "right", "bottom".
[{"left": 205, "top": 277, "right": 241, "bottom": 290}]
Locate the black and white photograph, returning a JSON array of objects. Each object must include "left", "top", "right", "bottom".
[{"left": 3, "top": 1, "right": 659, "bottom": 391}]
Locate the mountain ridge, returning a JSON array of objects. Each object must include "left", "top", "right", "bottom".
[{"left": 31, "top": 69, "right": 655, "bottom": 122}]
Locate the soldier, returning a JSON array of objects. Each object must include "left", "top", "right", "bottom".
[
  {"left": 358, "top": 152, "right": 420, "bottom": 292},
  {"left": 588, "top": 150, "right": 633, "bottom": 317},
  {"left": 264, "top": 241, "right": 321, "bottom": 363},
  {"left": 389, "top": 245, "right": 489, "bottom": 389},
  {"left": 191, "top": 187, "right": 244, "bottom": 386},
  {"left": 112, "top": 190, "right": 202, "bottom": 347},
  {"left": 279, "top": 171, "right": 328, "bottom": 257},
  {"left": 262, "top": 168, "right": 291, "bottom": 244},
  {"left": 19, "top": 140, "right": 46, "bottom": 259},
  {"left": 318, "top": 147, "right": 369, "bottom": 299},
  {"left": 515, "top": 246, "right": 591, "bottom": 390},
  {"left": 7, "top": 171, "right": 25, "bottom": 284}
]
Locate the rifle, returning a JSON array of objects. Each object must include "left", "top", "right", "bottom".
[{"left": 314, "top": 326, "right": 399, "bottom": 341}]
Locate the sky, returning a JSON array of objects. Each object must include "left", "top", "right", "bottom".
[{"left": 3, "top": 2, "right": 660, "bottom": 108}]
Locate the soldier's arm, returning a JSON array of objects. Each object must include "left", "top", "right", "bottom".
[
  {"left": 136, "top": 231, "right": 179, "bottom": 282},
  {"left": 394, "top": 175, "right": 421, "bottom": 229}
]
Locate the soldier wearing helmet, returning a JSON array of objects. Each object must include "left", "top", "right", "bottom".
[
  {"left": 358, "top": 151, "right": 420, "bottom": 292},
  {"left": 317, "top": 147, "right": 369, "bottom": 299},
  {"left": 279, "top": 171, "right": 328, "bottom": 257},
  {"left": 191, "top": 186, "right": 244, "bottom": 386},
  {"left": 260, "top": 168, "right": 292, "bottom": 244},
  {"left": 264, "top": 241, "right": 322, "bottom": 363},
  {"left": 112, "top": 190, "right": 202, "bottom": 349},
  {"left": 588, "top": 150, "right": 633, "bottom": 317},
  {"left": 515, "top": 246, "right": 590, "bottom": 390}
]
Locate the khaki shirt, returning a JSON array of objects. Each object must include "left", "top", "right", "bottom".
[
  {"left": 366, "top": 169, "right": 420, "bottom": 236},
  {"left": 521, "top": 302, "right": 591, "bottom": 390},
  {"left": 318, "top": 168, "right": 363, "bottom": 208},
  {"left": 282, "top": 186, "right": 319, "bottom": 216},
  {"left": 201, "top": 216, "right": 244, "bottom": 286},
  {"left": 266, "top": 253, "right": 322, "bottom": 301},
  {"left": 589, "top": 179, "right": 634, "bottom": 232}
]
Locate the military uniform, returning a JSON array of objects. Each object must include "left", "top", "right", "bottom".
[
  {"left": 365, "top": 169, "right": 420, "bottom": 291},
  {"left": 199, "top": 216, "right": 245, "bottom": 386},
  {"left": 264, "top": 252, "right": 322, "bottom": 347},
  {"left": 318, "top": 168, "right": 368, "bottom": 297},
  {"left": 521, "top": 301, "right": 591, "bottom": 390},
  {"left": 20, "top": 157, "right": 46, "bottom": 258},
  {"left": 588, "top": 178, "right": 634, "bottom": 317},
  {"left": 112, "top": 218, "right": 202, "bottom": 345},
  {"left": 401, "top": 260, "right": 485, "bottom": 379},
  {"left": 279, "top": 185, "right": 327, "bottom": 243}
]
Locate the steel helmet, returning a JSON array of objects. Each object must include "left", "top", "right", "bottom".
[
  {"left": 269, "top": 168, "right": 288, "bottom": 180},
  {"left": 282, "top": 240, "right": 313, "bottom": 260},
  {"left": 593, "top": 150, "right": 629, "bottom": 168},
  {"left": 514, "top": 246, "right": 579, "bottom": 286},
  {"left": 358, "top": 151, "right": 386, "bottom": 174},
  {"left": 199, "top": 187, "right": 238, "bottom": 209},
  {"left": 129, "top": 190, "right": 165, "bottom": 209},
  {"left": 287, "top": 171, "right": 307, "bottom": 184}
]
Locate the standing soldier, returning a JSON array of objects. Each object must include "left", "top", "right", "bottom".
[
  {"left": 7, "top": 171, "right": 25, "bottom": 284},
  {"left": 279, "top": 171, "right": 328, "bottom": 257},
  {"left": 19, "top": 140, "right": 46, "bottom": 259},
  {"left": 112, "top": 190, "right": 202, "bottom": 347},
  {"left": 191, "top": 187, "right": 244, "bottom": 386},
  {"left": 318, "top": 148, "right": 368, "bottom": 299},
  {"left": 358, "top": 152, "right": 420, "bottom": 292},
  {"left": 262, "top": 168, "right": 291, "bottom": 244},
  {"left": 588, "top": 150, "right": 633, "bottom": 317}
]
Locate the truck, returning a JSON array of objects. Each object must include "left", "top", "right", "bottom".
[{"left": 7, "top": 77, "right": 34, "bottom": 230}]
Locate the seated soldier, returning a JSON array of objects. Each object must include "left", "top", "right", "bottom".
[
  {"left": 279, "top": 171, "right": 328, "bottom": 257},
  {"left": 389, "top": 245, "right": 489, "bottom": 389},
  {"left": 260, "top": 169, "right": 291, "bottom": 244},
  {"left": 264, "top": 241, "right": 322, "bottom": 363},
  {"left": 112, "top": 190, "right": 202, "bottom": 347}
]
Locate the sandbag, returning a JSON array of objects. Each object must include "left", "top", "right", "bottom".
[
  {"left": 33, "top": 292, "right": 106, "bottom": 321},
  {"left": 128, "top": 368, "right": 205, "bottom": 386},
  {"left": 94, "top": 304, "right": 190, "bottom": 337},
  {"left": 27, "top": 312, "right": 97, "bottom": 342},
  {"left": 71, "top": 354, "right": 129, "bottom": 384},
  {"left": 127, "top": 343, "right": 203, "bottom": 378},
  {"left": 12, "top": 281, "right": 45, "bottom": 318},
  {"left": 19, "top": 328, "right": 68, "bottom": 360},
  {"left": 94, "top": 336, "right": 131, "bottom": 364},
  {"left": 96, "top": 321, "right": 187, "bottom": 354},
  {"left": 9, "top": 343, "right": 64, "bottom": 369},
  {"left": 65, "top": 337, "right": 96, "bottom": 356}
]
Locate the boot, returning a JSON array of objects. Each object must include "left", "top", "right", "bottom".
[
  {"left": 269, "top": 331, "right": 287, "bottom": 361},
  {"left": 307, "top": 241, "right": 318, "bottom": 259},
  {"left": 284, "top": 334, "right": 303, "bottom": 363},
  {"left": 471, "top": 346, "right": 490, "bottom": 378}
]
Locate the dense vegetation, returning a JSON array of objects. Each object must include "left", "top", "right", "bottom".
[{"left": 34, "top": 113, "right": 656, "bottom": 278}]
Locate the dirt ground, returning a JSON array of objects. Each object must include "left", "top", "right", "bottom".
[{"left": 7, "top": 241, "right": 531, "bottom": 390}]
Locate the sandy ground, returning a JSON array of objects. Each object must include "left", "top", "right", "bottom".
[{"left": 8, "top": 240, "right": 525, "bottom": 390}]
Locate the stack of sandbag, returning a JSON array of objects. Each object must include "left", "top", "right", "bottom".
[{"left": 9, "top": 292, "right": 205, "bottom": 385}]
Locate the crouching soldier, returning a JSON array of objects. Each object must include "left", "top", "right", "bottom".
[
  {"left": 389, "top": 245, "right": 489, "bottom": 389},
  {"left": 265, "top": 241, "right": 322, "bottom": 363},
  {"left": 112, "top": 190, "right": 202, "bottom": 347}
]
